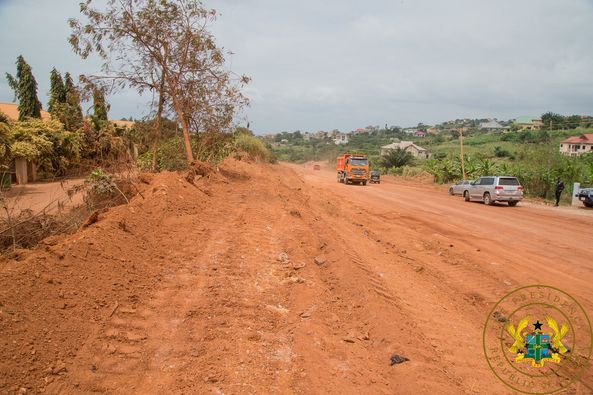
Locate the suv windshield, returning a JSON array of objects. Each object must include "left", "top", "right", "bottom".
[
  {"left": 499, "top": 177, "right": 520, "bottom": 186},
  {"left": 350, "top": 158, "right": 368, "bottom": 166}
]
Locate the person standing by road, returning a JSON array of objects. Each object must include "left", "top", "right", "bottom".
[{"left": 555, "top": 178, "right": 565, "bottom": 206}]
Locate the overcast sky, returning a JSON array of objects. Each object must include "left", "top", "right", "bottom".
[{"left": 1, "top": 0, "right": 593, "bottom": 134}]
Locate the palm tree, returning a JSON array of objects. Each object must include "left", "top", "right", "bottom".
[{"left": 380, "top": 148, "right": 414, "bottom": 168}]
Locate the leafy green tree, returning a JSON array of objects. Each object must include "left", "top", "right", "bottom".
[
  {"left": 48, "top": 68, "right": 66, "bottom": 115},
  {"left": 541, "top": 112, "right": 565, "bottom": 130},
  {"left": 92, "top": 88, "right": 109, "bottom": 123},
  {"left": 62, "top": 73, "right": 84, "bottom": 130},
  {"left": 5, "top": 55, "right": 42, "bottom": 120},
  {"left": 9, "top": 119, "right": 81, "bottom": 174},
  {"left": 566, "top": 115, "right": 582, "bottom": 130},
  {"left": 0, "top": 115, "right": 11, "bottom": 162},
  {"left": 380, "top": 148, "right": 414, "bottom": 168},
  {"left": 48, "top": 71, "right": 84, "bottom": 131}
]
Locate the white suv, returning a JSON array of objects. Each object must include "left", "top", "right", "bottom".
[{"left": 463, "top": 176, "right": 523, "bottom": 206}]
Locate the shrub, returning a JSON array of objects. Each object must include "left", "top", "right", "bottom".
[
  {"left": 494, "top": 146, "right": 512, "bottom": 158},
  {"left": 234, "top": 133, "right": 274, "bottom": 162},
  {"left": 85, "top": 168, "right": 116, "bottom": 196},
  {"left": 138, "top": 136, "right": 187, "bottom": 171}
]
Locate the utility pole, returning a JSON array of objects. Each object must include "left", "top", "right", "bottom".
[{"left": 459, "top": 128, "right": 466, "bottom": 180}]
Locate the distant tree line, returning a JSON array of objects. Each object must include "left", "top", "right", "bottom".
[{"left": 541, "top": 112, "right": 593, "bottom": 130}]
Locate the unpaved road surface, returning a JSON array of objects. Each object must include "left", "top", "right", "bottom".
[
  {"left": 1, "top": 178, "right": 85, "bottom": 218},
  {"left": 1, "top": 159, "right": 592, "bottom": 394}
]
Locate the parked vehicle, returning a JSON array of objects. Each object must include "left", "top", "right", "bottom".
[
  {"left": 369, "top": 170, "right": 381, "bottom": 184},
  {"left": 336, "top": 153, "right": 369, "bottom": 185},
  {"left": 463, "top": 176, "right": 523, "bottom": 206},
  {"left": 449, "top": 180, "right": 472, "bottom": 195},
  {"left": 578, "top": 187, "right": 593, "bottom": 208}
]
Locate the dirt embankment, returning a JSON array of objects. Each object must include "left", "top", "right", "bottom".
[{"left": 1, "top": 159, "right": 592, "bottom": 394}]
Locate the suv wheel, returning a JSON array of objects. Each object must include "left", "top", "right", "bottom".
[
  {"left": 449, "top": 188, "right": 454, "bottom": 195},
  {"left": 464, "top": 191, "right": 470, "bottom": 202},
  {"left": 483, "top": 192, "right": 493, "bottom": 205},
  {"left": 508, "top": 201, "right": 518, "bottom": 207}
]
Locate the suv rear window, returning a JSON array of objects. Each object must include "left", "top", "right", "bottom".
[{"left": 498, "top": 177, "right": 520, "bottom": 186}]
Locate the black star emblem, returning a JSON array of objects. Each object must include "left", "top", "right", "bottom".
[{"left": 534, "top": 320, "right": 543, "bottom": 331}]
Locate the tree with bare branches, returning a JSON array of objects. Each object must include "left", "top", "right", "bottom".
[{"left": 69, "top": 0, "right": 249, "bottom": 165}]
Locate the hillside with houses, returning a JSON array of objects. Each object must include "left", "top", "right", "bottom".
[{"left": 267, "top": 113, "right": 593, "bottom": 203}]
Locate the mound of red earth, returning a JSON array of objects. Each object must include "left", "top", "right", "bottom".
[{"left": 0, "top": 160, "right": 237, "bottom": 393}]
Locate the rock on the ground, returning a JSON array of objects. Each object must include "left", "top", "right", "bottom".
[
  {"left": 277, "top": 252, "right": 290, "bottom": 264},
  {"left": 314, "top": 256, "right": 326, "bottom": 266},
  {"left": 390, "top": 354, "right": 409, "bottom": 365}
]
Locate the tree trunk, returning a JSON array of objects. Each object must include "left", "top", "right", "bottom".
[
  {"left": 151, "top": 75, "right": 166, "bottom": 171},
  {"left": 169, "top": 89, "right": 194, "bottom": 164},
  {"left": 179, "top": 115, "right": 194, "bottom": 163},
  {"left": 164, "top": 68, "right": 194, "bottom": 164}
]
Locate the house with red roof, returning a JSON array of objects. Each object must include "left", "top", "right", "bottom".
[{"left": 559, "top": 133, "right": 593, "bottom": 156}]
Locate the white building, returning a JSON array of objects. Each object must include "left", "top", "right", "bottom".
[
  {"left": 479, "top": 119, "right": 507, "bottom": 131},
  {"left": 333, "top": 133, "right": 349, "bottom": 145},
  {"left": 381, "top": 141, "right": 431, "bottom": 159}
]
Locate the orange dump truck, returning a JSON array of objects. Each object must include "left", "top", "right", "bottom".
[{"left": 336, "top": 153, "right": 369, "bottom": 185}]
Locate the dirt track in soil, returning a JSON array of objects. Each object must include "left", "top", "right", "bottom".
[{"left": 1, "top": 159, "right": 592, "bottom": 394}]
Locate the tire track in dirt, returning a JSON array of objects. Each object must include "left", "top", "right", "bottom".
[
  {"left": 266, "top": 170, "right": 471, "bottom": 393},
  {"left": 288, "top": 165, "right": 513, "bottom": 393},
  {"left": 49, "top": 176, "right": 303, "bottom": 393}
]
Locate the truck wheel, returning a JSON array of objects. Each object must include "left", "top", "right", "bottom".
[
  {"left": 483, "top": 193, "right": 493, "bottom": 205},
  {"left": 362, "top": 180, "right": 367, "bottom": 186},
  {"left": 508, "top": 201, "right": 518, "bottom": 207},
  {"left": 464, "top": 191, "right": 470, "bottom": 202}
]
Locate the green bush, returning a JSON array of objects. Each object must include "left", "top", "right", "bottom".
[
  {"left": 234, "top": 133, "right": 275, "bottom": 162},
  {"left": 138, "top": 136, "right": 187, "bottom": 171},
  {"left": 85, "top": 168, "right": 116, "bottom": 195},
  {"left": 494, "top": 146, "right": 512, "bottom": 158}
]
